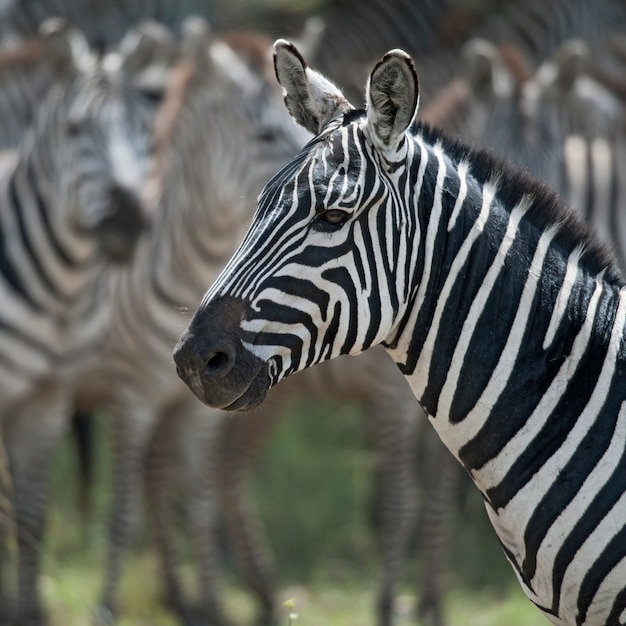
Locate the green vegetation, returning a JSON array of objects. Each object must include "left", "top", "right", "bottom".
[{"left": 41, "top": 400, "right": 540, "bottom": 625}]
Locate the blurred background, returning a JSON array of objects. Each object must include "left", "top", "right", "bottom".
[{"left": 0, "top": 1, "right": 625, "bottom": 625}]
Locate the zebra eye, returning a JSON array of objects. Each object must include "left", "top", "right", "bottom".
[{"left": 320, "top": 209, "right": 348, "bottom": 226}]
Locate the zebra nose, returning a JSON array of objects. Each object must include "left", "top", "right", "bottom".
[
  {"left": 173, "top": 330, "right": 237, "bottom": 384},
  {"left": 98, "top": 184, "right": 149, "bottom": 263}
]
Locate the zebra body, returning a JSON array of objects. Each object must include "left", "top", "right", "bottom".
[{"left": 175, "top": 42, "right": 626, "bottom": 626}]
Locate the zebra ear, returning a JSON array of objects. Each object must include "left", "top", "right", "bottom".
[
  {"left": 119, "top": 20, "right": 177, "bottom": 94},
  {"left": 461, "top": 39, "right": 515, "bottom": 102},
  {"left": 39, "top": 18, "right": 90, "bottom": 76},
  {"left": 536, "top": 39, "right": 591, "bottom": 95},
  {"left": 365, "top": 49, "right": 419, "bottom": 150},
  {"left": 181, "top": 15, "right": 213, "bottom": 73},
  {"left": 273, "top": 39, "right": 353, "bottom": 135}
]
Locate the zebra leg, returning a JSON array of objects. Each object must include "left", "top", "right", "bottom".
[
  {"left": 97, "top": 400, "right": 156, "bottom": 624},
  {"left": 3, "top": 388, "right": 71, "bottom": 626},
  {"left": 178, "top": 401, "right": 234, "bottom": 626},
  {"left": 367, "top": 382, "right": 421, "bottom": 626},
  {"left": 70, "top": 410, "right": 95, "bottom": 523},
  {"left": 143, "top": 403, "right": 187, "bottom": 620},
  {"left": 414, "top": 425, "right": 461, "bottom": 626},
  {"left": 0, "top": 426, "right": 17, "bottom": 625},
  {"left": 145, "top": 398, "right": 233, "bottom": 626},
  {"left": 218, "top": 403, "right": 283, "bottom": 626}
]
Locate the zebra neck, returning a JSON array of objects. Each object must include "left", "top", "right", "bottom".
[{"left": 385, "top": 139, "right": 626, "bottom": 474}]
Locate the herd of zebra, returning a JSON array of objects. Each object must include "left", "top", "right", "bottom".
[{"left": 0, "top": 0, "right": 625, "bottom": 625}]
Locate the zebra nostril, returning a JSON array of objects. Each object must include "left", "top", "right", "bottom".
[{"left": 205, "top": 351, "right": 232, "bottom": 378}]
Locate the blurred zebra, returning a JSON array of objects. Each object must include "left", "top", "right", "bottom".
[
  {"left": 517, "top": 40, "right": 626, "bottom": 272},
  {"left": 0, "top": 18, "right": 175, "bottom": 152},
  {"left": 429, "top": 37, "right": 626, "bottom": 274},
  {"left": 305, "top": 0, "right": 626, "bottom": 111},
  {"left": 0, "top": 18, "right": 160, "bottom": 625},
  {"left": 420, "top": 38, "right": 565, "bottom": 187},
  {"left": 73, "top": 19, "right": 311, "bottom": 626},
  {"left": 68, "top": 17, "right": 430, "bottom": 626}
]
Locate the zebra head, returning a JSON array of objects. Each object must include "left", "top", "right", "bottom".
[
  {"left": 36, "top": 19, "right": 159, "bottom": 263},
  {"left": 174, "top": 41, "right": 419, "bottom": 410}
]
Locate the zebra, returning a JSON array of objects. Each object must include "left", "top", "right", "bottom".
[
  {"left": 516, "top": 40, "right": 626, "bottom": 272},
  {"left": 174, "top": 41, "right": 626, "bottom": 626},
  {"left": 417, "top": 37, "right": 565, "bottom": 210},
  {"left": 0, "top": 18, "right": 175, "bottom": 153},
  {"left": 0, "top": 17, "right": 160, "bottom": 625},
  {"left": 67, "top": 17, "right": 433, "bottom": 626}
]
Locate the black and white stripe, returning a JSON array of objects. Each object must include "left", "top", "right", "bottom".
[{"left": 175, "top": 42, "right": 626, "bottom": 626}]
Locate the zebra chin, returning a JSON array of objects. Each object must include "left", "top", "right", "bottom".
[
  {"left": 173, "top": 297, "right": 273, "bottom": 411},
  {"left": 188, "top": 368, "right": 271, "bottom": 412}
]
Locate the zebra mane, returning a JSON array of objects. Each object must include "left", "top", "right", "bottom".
[
  {"left": 413, "top": 119, "right": 624, "bottom": 284},
  {"left": 335, "top": 109, "right": 621, "bottom": 283}
]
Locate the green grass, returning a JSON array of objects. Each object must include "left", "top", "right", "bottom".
[{"left": 41, "top": 554, "right": 542, "bottom": 626}]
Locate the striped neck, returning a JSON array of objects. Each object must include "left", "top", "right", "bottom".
[
  {"left": 385, "top": 128, "right": 626, "bottom": 471},
  {"left": 381, "top": 128, "right": 626, "bottom": 624}
]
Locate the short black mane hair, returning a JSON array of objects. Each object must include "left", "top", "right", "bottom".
[{"left": 412, "top": 119, "right": 623, "bottom": 285}]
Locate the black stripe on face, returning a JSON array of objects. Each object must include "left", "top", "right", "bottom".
[{"left": 3, "top": 175, "right": 43, "bottom": 311}]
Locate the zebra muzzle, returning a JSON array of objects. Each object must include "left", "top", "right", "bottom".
[{"left": 173, "top": 297, "right": 271, "bottom": 411}]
